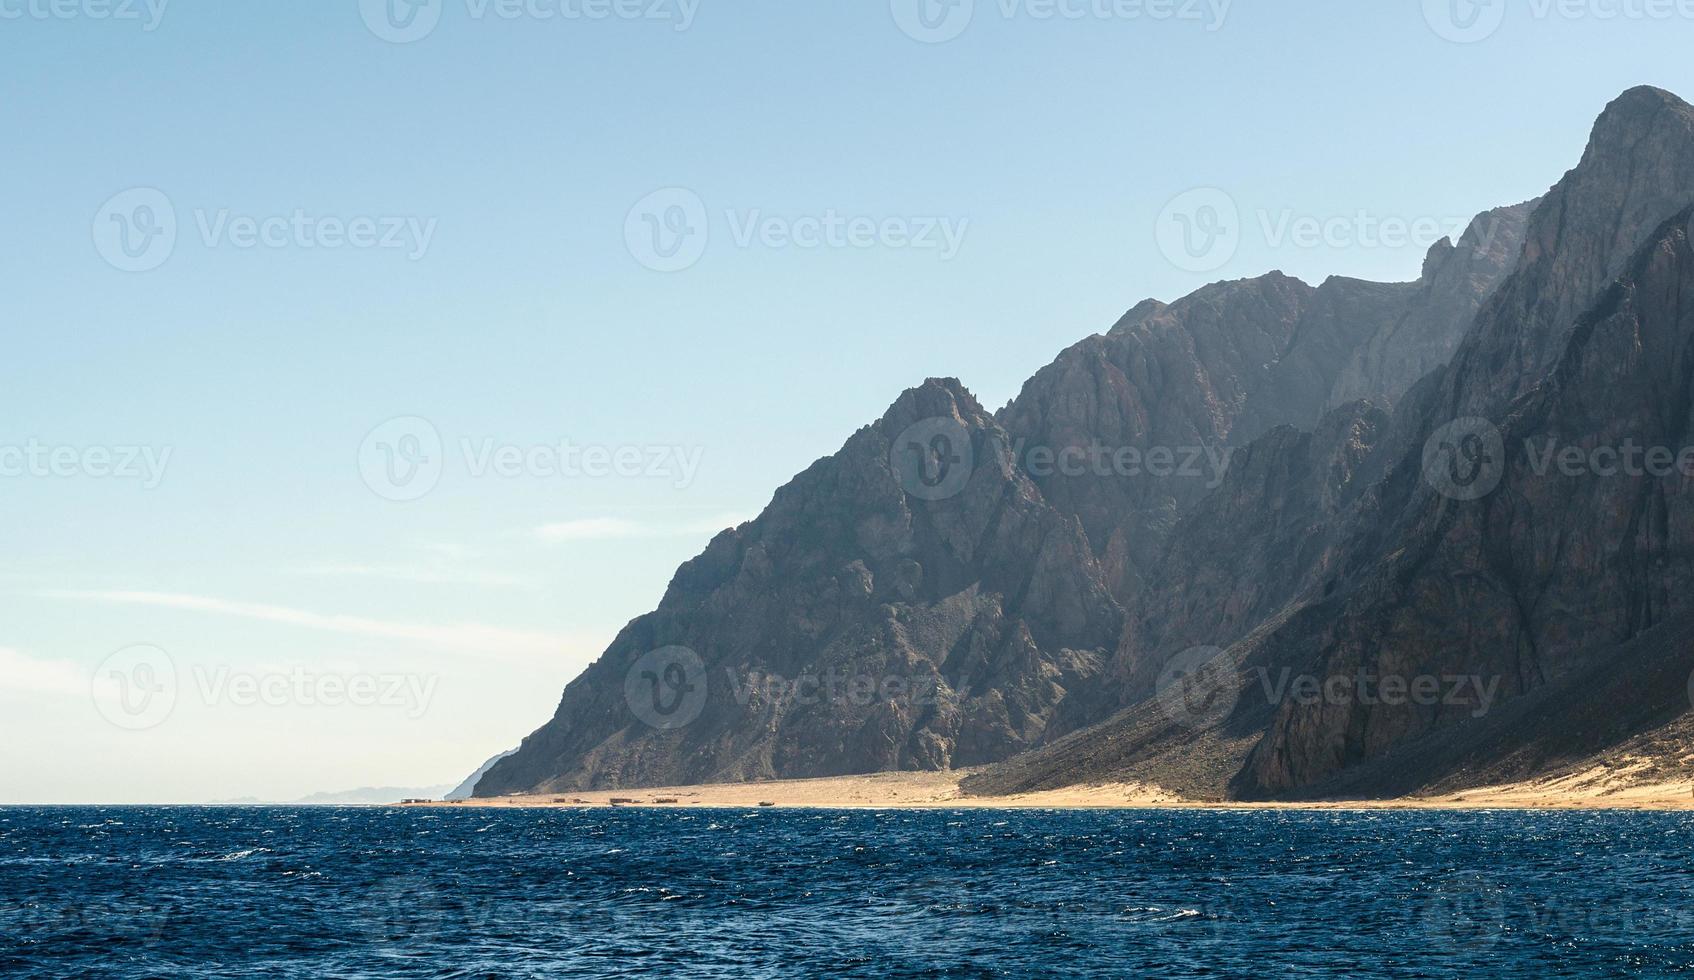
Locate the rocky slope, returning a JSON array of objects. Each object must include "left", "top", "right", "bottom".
[
  {"left": 1240, "top": 203, "right": 1694, "bottom": 796},
  {"left": 478, "top": 381, "right": 1126, "bottom": 793},
  {"left": 481, "top": 85, "right": 1690, "bottom": 800},
  {"left": 994, "top": 211, "right": 1529, "bottom": 600},
  {"left": 481, "top": 217, "right": 1522, "bottom": 795},
  {"left": 969, "top": 86, "right": 1694, "bottom": 802}
]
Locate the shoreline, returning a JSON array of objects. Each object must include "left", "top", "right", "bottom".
[{"left": 404, "top": 767, "right": 1694, "bottom": 812}]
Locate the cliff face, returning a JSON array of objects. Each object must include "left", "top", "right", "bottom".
[
  {"left": 481, "top": 208, "right": 1520, "bottom": 795},
  {"left": 483, "top": 86, "right": 1694, "bottom": 801},
  {"left": 1326, "top": 202, "right": 1536, "bottom": 410},
  {"left": 1231, "top": 87, "right": 1694, "bottom": 796},
  {"left": 994, "top": 213, "right": 1528, "bottom": 602},
  {"left": 478, "top": 380, "right": 1125, "bottom": 794},
  {"left": 1240, "top": 206, "right": 1694, "bottom": 796},
  {"left": 968, "top": 86, "right": 1694, "bottom": 802},
  {"left": 1444, "top": 86, "right": 1694, "bottom": 418}
]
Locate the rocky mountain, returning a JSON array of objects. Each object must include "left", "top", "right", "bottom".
[
  {"left": 995, "top": 206, "right": 1529, "bottom": 600},
  {"left": 478, "top": 381, "right": 1126, "bottom": 794},
  {"left": 481, "top": 85, "right": 1694, "bottom": 801},
  {"left": 445, "top": 749, "right": 517, "bottom": 801},
  {"left": 968, "top": 85, "right": 1694, "bottom": 802}
]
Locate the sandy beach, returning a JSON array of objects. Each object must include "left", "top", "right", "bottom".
[{"left": 408, "top": 764, "right": 1694, "bottom": 812}]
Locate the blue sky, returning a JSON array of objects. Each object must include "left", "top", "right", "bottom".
[{"left": 3, "top": 0, "right": 1691, "bottom": 803}]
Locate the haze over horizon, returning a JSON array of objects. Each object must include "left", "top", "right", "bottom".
[{"left": 6, "top": 2, "right": 1694, "bottom": 803}]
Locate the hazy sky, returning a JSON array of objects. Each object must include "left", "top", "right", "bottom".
[{"left": 3, "top": 1, "right": 1690, "bottom": 803}]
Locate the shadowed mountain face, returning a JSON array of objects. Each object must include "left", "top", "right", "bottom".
[
  {"left": 995, "top": 207, "right": 1530, "bottom": 600},
  {"left": 966, "top": 86, "right": 1694, "bottom": 802},
  {"left": 478, "top": 382, "right": 1128, "bottom": 794},
  {"left": 482, "top": 86, "right": 1693, "bottom": 800},
  {"left": 1239, "top": 205, "right": 1694, "bottom": 797}
]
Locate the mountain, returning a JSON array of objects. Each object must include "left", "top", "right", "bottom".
[
  {"left": 445, "top": 749, "right": 517, "bottom": 801},
  {"left": 967, "top": 85, "right": 1694, "bottom": 802},
  {"left": 482, "top": 85, "right": 1694, "bottom": 802},
  {"left": 478, "top": 381, "right": 1127, "bottom": 794},
  {"left": 290, "top": 786, "right": 455, "bottom": 805},
  {"left": 206, "top": 785, "right": 455, "bottom": 806}
]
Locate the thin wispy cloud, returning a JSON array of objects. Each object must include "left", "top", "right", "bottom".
[
  {"left": 533, "top": 513, "right": 747, "bottom": 543},
  {"left": 0, "top": 647, "right": 85, "bottom": 699},
  {"left": 288, "top": 562, "right": 532, "bottom": 589},
  {"left": 34, "top": 590, "right": 581, "bottom": 663}
]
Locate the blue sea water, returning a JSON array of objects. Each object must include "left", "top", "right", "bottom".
[{"left": 1, "top": 807, "right": 1691, "bottom": 978}]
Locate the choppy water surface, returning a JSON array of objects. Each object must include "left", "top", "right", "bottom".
[{"left": 1, "top": 806, "right": 1691, "bottom": 977}]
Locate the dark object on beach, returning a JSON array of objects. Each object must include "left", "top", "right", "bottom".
[
  {"left": 758, "top": 802, "right": 776, "bottom": 807},
  {"left": 609, "top": 798, "right": 637, "bottom": 805},
  {"left": 653, "top": 798, "right": 679, "bottom": 804}
]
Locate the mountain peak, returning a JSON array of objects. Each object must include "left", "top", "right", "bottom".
[
  {"left": 877, "top": 377, "right": 986, "bottom": 432},
  {"left": 1589, "top": 85, "right": 1694, "bottom": 147}
]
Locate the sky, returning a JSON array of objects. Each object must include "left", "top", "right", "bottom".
[{"left": 2, "top": 0, "right": 1691, "bottom": 803}]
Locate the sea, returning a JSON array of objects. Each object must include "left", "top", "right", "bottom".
[{"left": 1, "top": 806, "right": 1691, "bottom": 977}]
